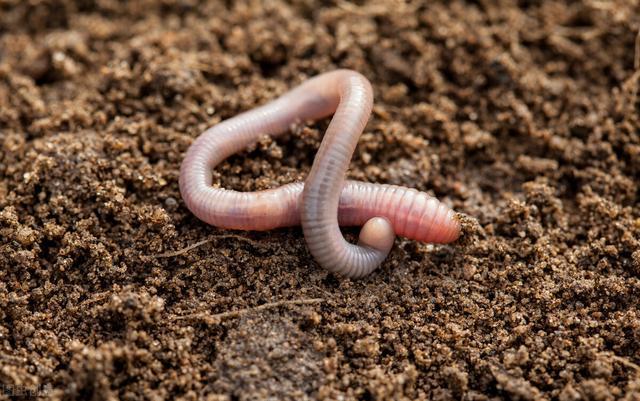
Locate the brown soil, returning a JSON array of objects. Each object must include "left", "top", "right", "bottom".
[{"left": 1, "top": 1, "right": 640, "bottom": 400}]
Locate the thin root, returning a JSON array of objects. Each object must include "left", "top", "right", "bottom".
[
  {"left": 145, "top": 234, "right": 265, "bottom": 259},
  {"left": 172, "top": 298, "right": 324, "bottom": 325}
]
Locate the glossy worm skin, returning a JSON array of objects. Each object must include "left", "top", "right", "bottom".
[{"left": 179, "top": 70, "right": 460, "bottom": 278}]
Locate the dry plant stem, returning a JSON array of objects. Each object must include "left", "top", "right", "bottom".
[
  {"left": 146, "top": 234, "right": 263, "bottom": 259},
  {"left": 179, "top": 70, "right": 460, "bottom": 278},
  {"left": 173, "top": 298, "right": 324, "bottom": 324}
]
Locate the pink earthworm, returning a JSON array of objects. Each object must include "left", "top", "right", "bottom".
[{"left": 179, "top": 69, "right": 460, "bottom": 278}]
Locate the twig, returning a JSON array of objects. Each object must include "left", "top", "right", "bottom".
[
  {"left": 147, "top": 238, "right": 213, "bottom": 258},
  {"left": 78, "top": 291, "right": 112, "bottom": 306},
  {"left": 172, "top": 298, "right": 324, "bottom": 324},
  {"left": 553, "top": 26, "right": 602, "bottom": 41},
  {"left": 145, "top": 234, "right": 265, "bottom": 259}
]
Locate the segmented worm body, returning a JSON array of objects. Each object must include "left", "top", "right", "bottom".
[{"left": 179, "top": 70, "right": 460, "bottom": 278}]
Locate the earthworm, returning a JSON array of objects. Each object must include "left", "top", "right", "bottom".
[{"left": 179, "top": 69, "right": 460, "bottom": 278}]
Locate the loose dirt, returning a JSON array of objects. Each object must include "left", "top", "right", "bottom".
[{"left": 1, "top": 1, "right": 640, "bottom": 399}]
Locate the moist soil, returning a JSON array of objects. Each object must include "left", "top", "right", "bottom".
[{"left": 1, "top": 1, "right": 640, "bottom": 400}]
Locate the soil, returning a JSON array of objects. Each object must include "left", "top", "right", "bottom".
[{"left": 1, "top": 0, "right": 640, "bottom": 400}]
